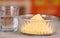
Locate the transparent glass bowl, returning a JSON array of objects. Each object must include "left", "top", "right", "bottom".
[
  {"left": 18, "top": 14, "right": 59, "bottom": 35},
  {"left": 0, "top": 5, "right": 19, "bottom": 32},
  {"left": 1, "top": 17, "right": 18, "bottom": 32},
  {"left": 0, "top": 5, "right": 19, "bottom": 17}
]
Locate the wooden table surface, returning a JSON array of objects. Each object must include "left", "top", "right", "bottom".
[{"left": 0, "top": 22, "right": 60, "bottom": 38}]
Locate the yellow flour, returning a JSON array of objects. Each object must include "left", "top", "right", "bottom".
[{"left": 20, "top": 14, "right": 54, "bottom": 35}]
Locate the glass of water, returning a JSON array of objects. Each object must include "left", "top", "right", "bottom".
[{"left": 1, "top": 5, "right": 19, "bottom": 32}]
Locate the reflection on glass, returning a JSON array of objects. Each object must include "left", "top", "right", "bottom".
[{"left": 1, "top": 17, "right": 13, "bottom": 31}]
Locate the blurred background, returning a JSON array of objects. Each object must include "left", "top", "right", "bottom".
[
  {"left": 0, "top": 0, "right": 60, "bottom": 17},
  {"left": 0, "top": 0, "right": 60, "bottom": 37}
]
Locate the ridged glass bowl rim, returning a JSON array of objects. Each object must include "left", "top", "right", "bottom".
[{"left": 19, "top": 14, "right": 59, "bottom": 21}]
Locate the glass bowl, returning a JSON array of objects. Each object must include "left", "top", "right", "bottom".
[{"left": 18, "top": 14, "right": 59, "bottom": 35}]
